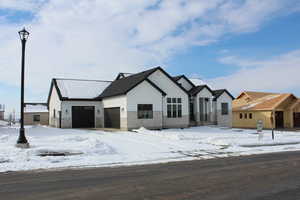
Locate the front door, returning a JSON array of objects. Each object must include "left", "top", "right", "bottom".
[
  {"left": 294, "top": 112, "right": 300, "bottom": 128},
  {"left": 199, "top": 98, "right": 210, "bottom": 122},
  {"left": 275, "top": 111, "right": 284, "bottom": 128}
]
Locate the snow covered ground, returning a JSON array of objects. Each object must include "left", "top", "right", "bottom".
[
  {"left": 0, "top": 120, "right": 8, "bottom": 126},
  {"left": 1, "top": 125, "right": 300, "bottom": 172}
]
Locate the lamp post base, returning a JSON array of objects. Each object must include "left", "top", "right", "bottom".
[
  {"left": 16, "top": 128, "right": 29, "bottom": 148},
  {"left": 15, "top": 143, "right": 30, "bottom": 148}
]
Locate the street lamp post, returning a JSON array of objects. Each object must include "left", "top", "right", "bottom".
[{"left": 16, "top": 28, "right": 30, "bottom": 148}]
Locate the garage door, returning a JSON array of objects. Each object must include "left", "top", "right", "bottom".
[
  {"left": 294, "top": 113, "right": 300, "bottom": 128},
  {"left": 72, "top": 106, "right": 95, "bottom": 128},
  {"left": 104, "top": 107, "right": 120, "bottom": 128}
]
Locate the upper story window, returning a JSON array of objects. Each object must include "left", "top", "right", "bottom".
[
  {"left": 249, "top": 113, "right": 253, "bottom": 119},
  {"left": 167, "top": 97, "right": 182, "bottom": 118},
  {"left": 244, "top": 113, "right": 248, "bottom": 119},
  {"left": 137, "top": 104, "right": 153, "bottom": 119},
  {"left": 240, "top": 113, "right": 243, "bottom": 119},
  {"left": 221, "top": 103, "right": 229, "bottom": 115}
]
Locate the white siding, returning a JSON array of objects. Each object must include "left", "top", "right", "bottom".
[
  {"left": 127, "top": 80, "right": 163, "bottom": 129},
  {"left": 177, "top": 77, "right": 193, "bottom": 91},
  {"left": 61, "top": 101, "right": 103, "bottom": 128},
  {"left": 216, "top": 92, "right": 232, "bottom": 127},
  {"left": 48, "top": 86, "right": 61, "bottom": 127},
  {"left": 148, "top": 69, "right": 189, "bottom": 128},
  {"left": 127, "top": 81, "right": 162, "bottom": 111}
]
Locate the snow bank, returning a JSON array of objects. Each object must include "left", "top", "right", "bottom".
[
  {"left": 0, "top": 120, "right": 7, "bottom": 126},
  {"left": 1, "top": 125, "right": 300, "bottom": 172}
]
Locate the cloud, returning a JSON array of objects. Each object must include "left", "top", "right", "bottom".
[
  {"left": 209, "top": 50, "right": 300, "bottom": 96},
  {"left": 0, "top": 0, "right": 47, "bottom": 11},
  {"left": 0, "top": 0, "right": 299, "bottom": 109}
]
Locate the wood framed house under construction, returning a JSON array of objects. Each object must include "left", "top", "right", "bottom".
[{"left": 232, "top": 91, "right": 300, "bottom": 129}]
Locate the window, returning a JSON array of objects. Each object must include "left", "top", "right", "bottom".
[
  {"left": 167, "top": 98, "right": 172, "bottom": 103},
  {"left": 178, "top": 104, "right": 182, "bottom": 118},
  {"left": 33, "top": 115, "right": 40, "bottom": 122},
  {"left": 137, "top": 104, "right": 153, "bottom": 119},
  {"left": 167, "top": 104, "right": 172, "bottom": 118},
  {"left": 249, "top": 113, "right": 253, "bottom": 119},
  {"left": 240, "top": 113, "right": 243, "bottom": 119},
  {"left": 167, "top": 97, "right": 182, "bottom": 118},
  {"left": 244, "top": 113, "right": 248, "bottom": 119},
  {"left": 221, "top": 103, "right": 229, "bottom": 115},
  {"left": 53, "top": 109, "right": 56, "bottom": 118}
]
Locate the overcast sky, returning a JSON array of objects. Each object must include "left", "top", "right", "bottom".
[{"left": 0, "top": 0, "right": 300, "bottom": 114}]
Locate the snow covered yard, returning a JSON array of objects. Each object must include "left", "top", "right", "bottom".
[{"left": 1, "top": 125, "right": 300, "bottom": 172}]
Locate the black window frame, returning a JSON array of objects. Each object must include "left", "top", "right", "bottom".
[
  {"left": 167, "top": 104, "right": 172, "bottom": 118},
  {"left": 178, "top": 104, "right": 182, "bottom": 118},
  {"left": 221, "top": 103, "right": 229, "bottom": 115},
  {"left": 33, "top": 115, "right": 40, "bottom": 122},
  {"left": 137, "top": 104, "right": 153, "bottom": 119},
  {"left": 240, "top": 113, "right": 243, "bottom": 119},
  {"left": 167, "top": 97, "right": 182, "bottom": 118}
]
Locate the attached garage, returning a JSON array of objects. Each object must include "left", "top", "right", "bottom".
[
  {"left": 72, "top": 106, "right": 95, "bottom": 128},
  {"left": 104, "top": 107, "right": 120, "bottom": 128},
  {"left": 294, "top": 113, "right": 300, "bottom": 128}
]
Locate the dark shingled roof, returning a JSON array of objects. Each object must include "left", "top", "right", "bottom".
[
  {"left": 213, "top": 89, "right": 235, "bottom": 100},
  {"left": 172, "top": 75, "right": 183, "bottom": 81},
  {"left": 115, "top": 72, "right": 134, "bottom": 80},
  {"left": 189, "top": 85, "right": 213, "bottom": 96},
  {"left": 172, "top": 75, "right": 196, "bottom": 88},
  {"left": 98, "top": 67, "right": 166, "bottom": 99}
]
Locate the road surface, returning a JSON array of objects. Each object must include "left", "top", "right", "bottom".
[{"left": 1, "top": 151, "right": 300, "bottom": 200}]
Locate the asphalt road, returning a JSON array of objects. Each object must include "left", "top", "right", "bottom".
[{"left": 1, "top": 151, "right": 300, "bottom": 200}]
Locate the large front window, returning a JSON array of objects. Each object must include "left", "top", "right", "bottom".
[
  {"left": 137, "top": 104, "right": 153, "bottom": 119},
  {"left": 167, "top": 97, "right": 182, "bottom": 118}
]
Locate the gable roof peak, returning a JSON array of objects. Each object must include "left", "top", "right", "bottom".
[
  {"left": 98, "top": 66, "right": 163, "bottom": 99},
  {"left": 213, "top": 89, "right": 234, "bottom": 100},
  {"left": 189, "top": 84, "right": 213, "bottom": 96},
  {"left": 98, "top": 66, "right": 189, "bottom": 99}
]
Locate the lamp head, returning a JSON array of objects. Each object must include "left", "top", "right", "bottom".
[{"left": 18, "top": 28, "right": 29, "bottom": 41}]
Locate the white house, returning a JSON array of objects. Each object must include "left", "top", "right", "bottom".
[
  {"left": 48, "top": 67, "right": 189, "bottom": 130},
  {"left": 47, "top": 67, "right": 233, "bottom": 130}
]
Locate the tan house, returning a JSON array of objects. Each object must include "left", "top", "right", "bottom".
[
  {"left": 232, "top": 91, "right": 300, "bottom": 129},
  {"left": 24, "top": 103, "right": 49, "bottom": 126}
]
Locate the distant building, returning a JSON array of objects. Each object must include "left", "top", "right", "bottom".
[
  {"left": 232, "top": 91, "right": 300, "bottom": 129},
  {"left": 0, "top": 104, "right": 4, "bottom": 120},
  {"left": 24, "top": 103, "right": 49, "bottom": 126}
]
